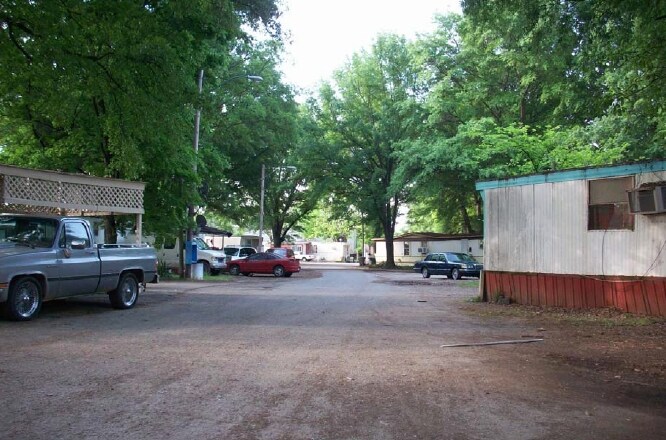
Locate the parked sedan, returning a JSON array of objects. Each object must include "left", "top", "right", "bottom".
[
  {"left": 413, "top": 252, "right": 483, "bottom": 280},
  {"left": 227, "top": 252, "right": 301, "bottom": 277}
]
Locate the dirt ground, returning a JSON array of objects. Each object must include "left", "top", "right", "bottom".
[
  {"left": 1, "top": 268, "right": 664, "bottom": 439},
  {"left": 396, "top": 276, "right": 666, "bottom": 409},
  {"left": 459, "top": 296, "right": 666, "bottom": 392}
]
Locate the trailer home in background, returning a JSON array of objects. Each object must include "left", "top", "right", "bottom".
[{"left": 373, "top": 232, "right": 483, "bottom": 266}]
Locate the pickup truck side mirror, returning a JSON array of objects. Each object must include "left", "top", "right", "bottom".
[{"left": 70, "top": 239, "right": 87, "bottom": 250}]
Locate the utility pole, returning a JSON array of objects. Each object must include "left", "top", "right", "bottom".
[
  {"left": 185, "top": 72, "right": 262, "bottom": 278},
  {"left": 186, "top": 69, "right": 204, "bottom": 279},
  {"left": 259, "top": 164, "right": 265, "bottom": 252}
]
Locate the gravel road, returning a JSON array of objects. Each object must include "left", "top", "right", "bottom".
[{"left": 0, "top": 268, "right": 663, "bottom": 439}]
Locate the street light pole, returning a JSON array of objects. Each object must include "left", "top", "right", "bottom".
[
  {"left": 259, "top": 164, "right": 265, "bottom": 252},
  {"left": 185, "top": 72, "right": 263, "bottom": 278},
  {"left": 185, "top": 69, "right": 204, "bottom": 279},
  {"left": 258, "top": 164, "right": 296, "bottom": 253}
]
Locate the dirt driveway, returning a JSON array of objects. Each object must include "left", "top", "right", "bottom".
[{"left": 0, "top": 268, "right": 664, "bottom": 439}]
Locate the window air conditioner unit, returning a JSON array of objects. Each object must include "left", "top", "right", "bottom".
[
  {"left": 627, "top": 185, "right": 666, "bottom": 214},
  {"left": 417, "top": 247, "right": 428, "bottom": 254}
]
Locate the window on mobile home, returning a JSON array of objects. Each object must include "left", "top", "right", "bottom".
[{"left": 588, "top": 177, "right": 634, "bottom": 230}]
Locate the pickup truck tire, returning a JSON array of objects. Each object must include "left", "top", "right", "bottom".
[
  {"left": 109, "top": 273, "right": 139, "bottom": 309},
  {"left": 421, "top": 267, "right": 430, "bottom": 279},
  {"left": 4, "top": 276, "right": 42, "bottom": 321},
  {"left": 228, "top": 265, "right": 241, "bottom": 276},
  {"left": 273, "top": 265, "right": 285, "bottom": 277}
]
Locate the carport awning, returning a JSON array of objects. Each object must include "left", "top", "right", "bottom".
[
  {"left": 0, "top": 164, "right": 145, "bottom": 216},
  {"left": 199, "top": 225, "right": 232, "bottom": 237}
]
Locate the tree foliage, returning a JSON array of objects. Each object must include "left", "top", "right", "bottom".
[
  {"left": 309, "top": 35, "right": 427, "bottom": 267},
  {"left": 0, "top": 0, "right": 281, "bottom": 241},
  {"left": 396, "top": 2, "right": 665, "bottom": 233}
]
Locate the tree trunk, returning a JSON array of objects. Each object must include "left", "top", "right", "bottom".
[
  {"left": 384, "top": 232, "right": 395, "bottom": 268},
  {"left": 271, "top": 220, "right": 284, "bottom": 248},
  {"left": 460, "top": 197, "right": 473, "bottom": 234},
  {"left": 383, "top": 206, "right": 396, "bottom": 268},
  {"left": 104, "top": 216, "right": 117, "bottom": 244}
]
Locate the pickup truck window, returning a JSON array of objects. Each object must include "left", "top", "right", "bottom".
[
  {"left": 0, "top": 215, "right": 58, "bottom": 248},
  {"left": 60, "top": 222, "right": 91, "bottom": 248}
]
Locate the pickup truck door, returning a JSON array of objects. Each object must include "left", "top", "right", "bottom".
[{"left": 55, "top": 221, "right": 101, "bottom": 298}]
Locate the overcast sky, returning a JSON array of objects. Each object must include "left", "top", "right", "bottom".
[{"left": 278, "top": 0, "right": 462, "bottom": 95}]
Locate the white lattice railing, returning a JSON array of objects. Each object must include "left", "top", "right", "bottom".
[{"left": 0, "top": 164, "right": 145, "bottom": 215}]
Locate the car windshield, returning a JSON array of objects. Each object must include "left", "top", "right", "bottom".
[
  {"left": 0, "top": 215, "right": 59, "bottom": 248},
  {"left": 445, "top": 252, "right": 477, "bottom": 263}
]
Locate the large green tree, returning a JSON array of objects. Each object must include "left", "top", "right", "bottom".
[
  {"left": 401, "top": 3, "right": 665, "bottom": 233},
  {"left": 199, "top": 43, "right": 328, "bottom": 248},
  {"left": 0, "top": 0, "right": 280, "bottom": 241},
  {"left": 461, "top": 0, "right": 666, "bottom": 158},
  {"left": 311, "top": 35, "right": 427, "bottom": 267}
]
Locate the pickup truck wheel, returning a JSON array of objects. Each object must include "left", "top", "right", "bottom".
[
  {"left": 109, "top": 273, "right": 139, "bottom": 309},
  {"left": 229, "top": 265, "right": 241, "bottom": 276},
  {"left": 4, "top": 277, "right": 42, "bottom": 321},
  {"left": 451, "top": 268, "right": 461, "bottom": 280},
  {"left": 200, "top": 260, "right": 211, "bottom": 276},
  {"left": 302, "top": 257, "right": 307, "bottom": 262},
  {"left": 273, "top": 265, "right": 285, "bottom": 277},
  {"left": 421, "top": 267, "right": 430, "bottom": 279}
]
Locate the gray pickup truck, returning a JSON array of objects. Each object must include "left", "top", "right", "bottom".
[{"left": 0, "top": 214, "right": 158, "bottom": 321}]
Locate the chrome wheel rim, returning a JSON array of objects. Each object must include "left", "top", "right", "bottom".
[
  {"left": 15, "top": 281, "right": 39, "bottom": 318},
  {"left": 120, "top": 278, "right": 138, "bottom": 306}
]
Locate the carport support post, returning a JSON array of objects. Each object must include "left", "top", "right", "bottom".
[{"left": 135, "top": 214, "right": 142, "bottom": 244}]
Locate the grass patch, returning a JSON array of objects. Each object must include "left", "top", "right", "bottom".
[
  {"left": 460, "top": 280, "right": 479, "bottom": 288},
  {"left": 202, "top": 273, "right": 232, "bottom": 282}
]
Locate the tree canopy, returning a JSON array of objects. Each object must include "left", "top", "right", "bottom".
[{"left": 1, "top": 1, "right": 664, "bottom": 264}]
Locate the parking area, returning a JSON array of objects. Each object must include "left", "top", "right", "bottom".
[{"left": 1, "top": 268, "right": 664, "bottom": 439}]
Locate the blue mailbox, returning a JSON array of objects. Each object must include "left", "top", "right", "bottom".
[{"left": 185, "top": 240, "right": 198, "bottom": 264}]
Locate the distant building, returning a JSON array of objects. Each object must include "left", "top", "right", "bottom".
[
  {"left": 372, "top": 232, "right": 484, "bottom": 265},
  {"left": 475, "top": 160, "right": 666, "bottom": 316}
]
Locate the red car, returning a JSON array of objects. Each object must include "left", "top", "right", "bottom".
[{"left": 227, "top": 252, "right": 301, "bottom": 277}]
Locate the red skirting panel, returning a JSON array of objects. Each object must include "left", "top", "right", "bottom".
[{"left": 482, "top": 271, "right": 666, "bottom": 317}]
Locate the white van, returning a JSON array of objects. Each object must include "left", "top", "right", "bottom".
[
  {"left": 99, "top": 224, "right": 227, "bottom": 276},
  {"left": 223, "top": 246, "right": 257, "bottom": 261},
  {"left": 156, "top": 237, "right": 227, "bottom": 275}
]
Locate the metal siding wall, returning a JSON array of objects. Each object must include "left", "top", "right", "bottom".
[
  {"left": 487, "top": 185, "right": 536, "bottom": 272},
  {"left": 549, "top": 180, "right": 587, "bottom": 274},
  {"left": 484, "top": 187, "right": 501, "bottom": 270},
  {"left": 534, "top": 183, "right": 554, "bottom": 273},
  {"left": 484, "top": 171, "right": 666, "bottom": 277},
  {"left": 483, "top": 271, "right": 666, "bottom": 316}
]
